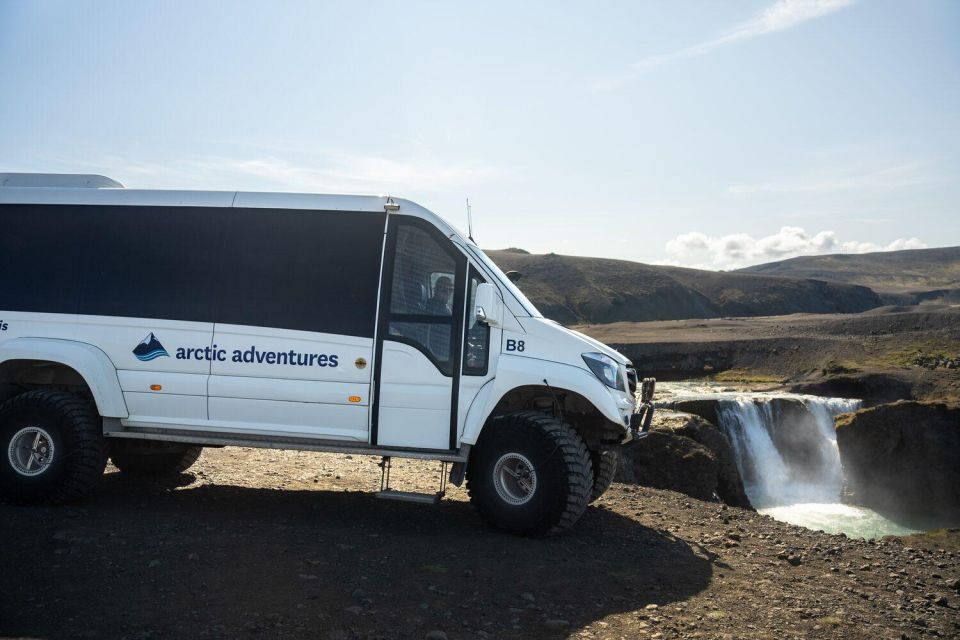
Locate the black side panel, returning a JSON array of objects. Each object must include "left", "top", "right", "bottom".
[
  {"left": 1, "top": 203, "right": 385, "bottom": 339},
  {"left": 217, "top": 208, "right": 386, "bottom": 338},
  {"left": 0, "top": 204, "right": 90, "bottom": 315},
  {"left": 80, "top": 206, "right": 227, "bottom": 322}
]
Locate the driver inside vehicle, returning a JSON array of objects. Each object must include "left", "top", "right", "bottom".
[{"left": 425, "top": 276, "right": 453, "bottom": 316}]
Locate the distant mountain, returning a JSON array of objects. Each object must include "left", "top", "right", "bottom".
[
  {"left": 486, "top": 249, "right": 882, "bottom": 325},
  {"left": 735, "top": 246, "right": 960, "bottom": 295}
]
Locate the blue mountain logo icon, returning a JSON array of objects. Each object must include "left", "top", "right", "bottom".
[{"left": 133, "top": 333, "right": 170, "bottom": 362}]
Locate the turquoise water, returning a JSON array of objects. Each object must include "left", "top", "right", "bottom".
[{"left": 758, "top": 503, "right": 920, "bottom": 539}]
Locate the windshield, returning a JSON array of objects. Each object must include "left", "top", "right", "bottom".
[{"left": 464, "top": 244, "right": 543, "bottom": 318}]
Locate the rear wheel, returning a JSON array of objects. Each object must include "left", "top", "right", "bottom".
[
  {"left": 589, "top": 448, "right": 619, "bottom": 503},
  {"left": 110, "top": 440, "right": 202, "bottom": 476},
  {"left": 467, "top": 411, "right": 593, "bottom": 536},
  {"left": 0, "top": 390, "right": 107, "bottom": 505}
]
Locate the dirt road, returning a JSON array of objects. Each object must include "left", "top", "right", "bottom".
[{"left": 2, "top": 448, "right": 958, "bottom": 639}]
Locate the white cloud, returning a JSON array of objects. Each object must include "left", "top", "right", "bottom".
[
  {"left": 596, "top": 0, "right": 856, "bottom": 88},
  {"left": 665, "top": 226, "right": 927, "bottom": 269}
]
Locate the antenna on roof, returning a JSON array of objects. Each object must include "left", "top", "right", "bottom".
[{"left": 466, "top": 198, "right": 475, "bottom": 243}]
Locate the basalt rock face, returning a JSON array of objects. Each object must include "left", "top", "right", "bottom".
[
  {"left": 790, "top": 373, "right": 914, "bottom": 407},
  {"left": 662, "top": 399, "right": 720, "bottom": 425},
  {"left": 615, "top": 412, "right": 751, "bottom": 509},
  {"left": 672, "top": 414, "right": 751, "bottom": 509},
  {"left": 836, "top": 401, "right": 960, "bottom": 525}
]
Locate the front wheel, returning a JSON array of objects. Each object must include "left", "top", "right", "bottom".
[
  {"left": 0, "top": 390, "right": 107, "bottom": 505},
  {"left": 467, "top": 411, "right": 593, "bottom": 536}
]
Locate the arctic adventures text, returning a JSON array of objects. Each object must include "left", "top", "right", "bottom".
[{"left": 175, "top": 345, "right": 339, "bottom": 368}]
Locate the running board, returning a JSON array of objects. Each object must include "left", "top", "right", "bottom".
[
  {"left": 375, "top": 490, "right": 443, "bottom": 505},
  {"left": 104, "top": 424, "right": 467, "bottom": 463}
]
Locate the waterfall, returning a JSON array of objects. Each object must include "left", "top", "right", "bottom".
[
  {"left": 716, "top": 394, "right": 861, "bottom": 509},
  {"left": 661, "top": 383, "right": 917, "bottom": 537}
]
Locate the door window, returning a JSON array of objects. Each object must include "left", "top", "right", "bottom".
[
  {"left": 463, "top": 268, "right": 490, "bottom": 376},
  {"left": 387, "top": 224, "right": 460, "bottom": 375}
]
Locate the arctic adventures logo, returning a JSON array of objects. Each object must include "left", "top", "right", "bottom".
[
  {"left": 133, "top": 334, "right": 338, "bottom": 368},
  {"left": 133, "top": 333, "right": 170, "bottom": 361}
]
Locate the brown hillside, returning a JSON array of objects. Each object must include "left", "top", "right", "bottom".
[
  {"left": 487, "top": 249, "right": 882, "bottom": 325},
  {"left": 735, "top": 246, "right": 960, "bottom": 294}
]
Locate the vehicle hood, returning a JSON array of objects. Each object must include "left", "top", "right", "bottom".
[{"left": 517, "top": 317, "right": 631, "bottom": 366}]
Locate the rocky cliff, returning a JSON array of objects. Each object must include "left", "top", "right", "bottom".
[
  {"left": 615, "top": 411, "right": 751, "bottom": 508},
  {"left": 836, "top": 401, "right": 960, "bottom": 526}
]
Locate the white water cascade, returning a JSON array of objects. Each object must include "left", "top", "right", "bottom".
[
  {"left": 717, "top": 395, "right": 858, "bottom": 508},
  {"left": 663, "top": 384, "right": 921, "bottom": 538},
  {"left": 714, "top": 393, "right": 919, "bottom": 538}
]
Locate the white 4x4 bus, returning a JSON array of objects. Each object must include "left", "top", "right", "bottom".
[{"left": 0, "top": 173, "right": 653, "bottom": 536}]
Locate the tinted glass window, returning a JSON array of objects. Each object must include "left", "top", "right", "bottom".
[
  {"left": 0, "top": 204, "right": 386, "bottom": 338},
  {"left": 80, "top": 206, "right": 227, "bottom": 322},
  {"left": 387, "top": 224, "right": 458, "bottom": 374},
  {"left": 217, "top": 208, "right": 385, "bottom": 338},
  {"left": 0, "top": 204, "right": 89, "bottom": 314},
  {"left": 463, "top": 268, "right": 490, "bottom": 376}
]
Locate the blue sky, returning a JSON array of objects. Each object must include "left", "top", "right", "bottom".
[{"left": 1, "top": 0, "right": 957, "bottom": 268}]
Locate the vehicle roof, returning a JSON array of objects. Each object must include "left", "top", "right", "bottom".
[{"left": 0, "top": 183, "right": 467, "bottom": 243}]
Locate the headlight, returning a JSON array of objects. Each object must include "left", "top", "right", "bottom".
[{"left": 582, "top": 352, "right": 625, "bottom": 391}]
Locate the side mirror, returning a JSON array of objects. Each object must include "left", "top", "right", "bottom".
[
  {"left": 475, "top": 283, "right": 502, "bottom": 328},
  {"left": 505, "top": 270, "right": 523, "bottom": 282}
]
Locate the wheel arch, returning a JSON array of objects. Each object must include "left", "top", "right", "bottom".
[
  {"left": 461, "top": 357, "right": 628, "bottom": 451},
  {"left": 0, "top": 338, "right": 128, "bottom": 418}
]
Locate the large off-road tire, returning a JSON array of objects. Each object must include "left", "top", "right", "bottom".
[
  {"left": 467, "top": 410, "right": 593, "bottom": 536},
  {"left": 0, "top": 390, "right": 107, "bottom": 505},
  {"left": 589, "top": 448, "right": 619, "bottom": 503},
  {"left": 109, "top": 440, "right": 203, "bottom": 476}
]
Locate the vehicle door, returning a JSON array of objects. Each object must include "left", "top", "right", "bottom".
[{"left": 373, "top": 217, "right": 466, "bottom": 450}]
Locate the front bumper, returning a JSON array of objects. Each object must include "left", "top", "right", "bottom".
[{"left": 628, "top": 377, "right": 656, "bottom": 440}]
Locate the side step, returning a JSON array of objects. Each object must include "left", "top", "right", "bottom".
[
  {"left": 376, "top": 456, "right": 447, "bottom": 505},
  {"left": 375, "top": 490, "right": 443, "bottom": 505}
]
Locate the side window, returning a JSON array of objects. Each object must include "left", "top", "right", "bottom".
[
  {"left": 217, "top": 208, "right": 386, "bottom": 338},
  {"left": 80, "top": 206, "right": 226, "bottom": 323},
  {"left": 387, "top": 224, "right": 459, "bottom": 374},
  {"left": 463, "top": 268, "right": 490, "bottom": 376}
]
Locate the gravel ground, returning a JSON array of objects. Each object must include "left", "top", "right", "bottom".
[{"left": 1, "top": 447, "right": 958, "bottom": 640}]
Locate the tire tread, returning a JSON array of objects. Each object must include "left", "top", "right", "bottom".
[
  {"left": 467, "top": 410, "right": 593, "bottom": 536},
  {"left": 0, "top": 389, "right": 106, "bottom": 505},
  {"left": 589, "top": 449, "right": 619, "bottom": 503}
]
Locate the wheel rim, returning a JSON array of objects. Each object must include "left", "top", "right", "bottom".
[
  {"left": 8, "top": 426, "right": 56, "bottom": 477},
  {"left": 492, "top": 452, "right": 537, "bottom": 505}
]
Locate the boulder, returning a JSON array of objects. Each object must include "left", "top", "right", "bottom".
[
  {"left": 664, "top": 399, "right": 720, "bottom": 425},
  {"left": 836, "top": 401, "right": 960, "bottom": 525},
  {"left": 616, "top": 411, "right": 752, "bottom": 508}
]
